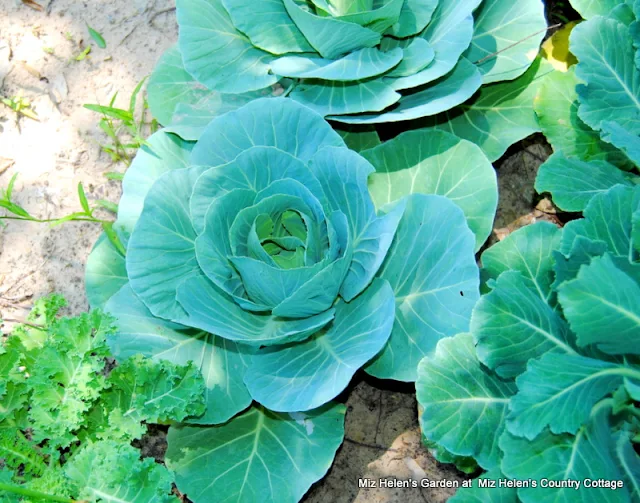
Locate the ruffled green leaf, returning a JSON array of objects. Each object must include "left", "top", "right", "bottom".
[
  {"left": 466, "top": 0, "right": 546, "bottom": 84},
  {"left": 366, "top": 194, "right": 480, "bottom": 381},
  {"left": 27, "top": 311, "right": 113, "bottom": 448},
  {"left": 557, "top": 253, "right": 640, "bottom": 355},
  {"left": 500, "top": 403, "right": 630, "bottom": 503},
  {"left": 176, "top": 0, "right": 277, "bottom": 93},
  {"left": 535, "top": 153, "right": 635, "bottom": 212},
  {"left": 290, "top": 78, "right": 401, "bottom": 116},
  {"left": 508, "top": 352, "right": 640, "bottom": 439},
  {"left": 85, "top": 233, "right": 127, "bottom": 310},
  {"left": 424, "top": 57, "right": 552, "bottom": 162},
  {"left": 0, "top": 338, "right": 29, "bottom": 424},
  {"left": 105, "top": 284, "right": 253, "bottom": 425},
  {"left": 244, "top": 278, "right": 394, "bottom": 411},
  {"left": 272, "top": 47, "right": 402, "bottom": 81},
  {"left": 282, "top": 0, "right": 381, "bottom": 59},
  {"left": 334, "top": 57, "right": 482, "bottom": 123},
  {"left": 600, "top": 120, "right": 640, "bottom": 166},
  {"left": 115, "top": 130, "right": 193, "bottom": 242},
  {"left": 571, "top": 16, "right": 640, "bottom": 135},
  {"left": 126, "top": 165, "right": 206, "bottom": 320},
  {"left": 387, "top": 0, "right": 438, "bottom": 38},
  {"left": 166, "top": 404, "right": 345, "bottom": 503},
  {"left": 190, "top": 98, "right": 345, "bottom": 167},
  {"left": 472, "top": 271, "right": 578, "bottom": 379},
  {"left": 100, "top": 355, "right": 206, "bottom": 437},
  {"left": 388, "top": 0, "right": 481, "bottom": 91},
  {"left": 416, "top": 333, "right": 516, "bottom": 470},
  {"left": 481, "top": 221, "right": 562, "bottom": 301},
  {"left": 66, "top": 440, "right": 179, "bottom": 502},
  {"left": 147, "top": 46, "right": 281, "bottom": 141},
  {"left": 363, "top": 129, "right": 498, "bottom": 250},
  {"left": 569, "top": 0, "right": 622, "bottom": 19},
  {"left": 147, "top": 45, "right": 210, "bottom": 126},
  {"left": 221, "top": 0, "right": 313, "bottom": 54},
  {"left": 560, "top": 185, "right": 640, "bottom": 259},
  {"left": 0, "top": 429, "right": 47, "bottom": 478},
  {"left": 309, "top": 146, "right": 404, "bottom": 300},
  {"left": 176, "top": 273, "right": 336, "bottom": 345},
  {"left": 534, "top": 67, "right": 631, "bottom": 168}
]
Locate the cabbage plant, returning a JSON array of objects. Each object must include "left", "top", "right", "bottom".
[
  {"left": 147, "top": 0, "right": 547, "bottom": 149},
  {"left": 417, "top": 184, "right": 640, "bottom": 502},
  {"left": 85, "top": 98, "right": 497, "bottom": 502},
  {"left": 534, "top": 0, "right": 640, "bottom": 211}
]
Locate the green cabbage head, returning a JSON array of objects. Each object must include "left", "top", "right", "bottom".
[
  {"left": 148, "top": 0, "right": 547, "bottom": 131},
  {"left": 85, "top": 98, "right": 495, "bottom": 501}
]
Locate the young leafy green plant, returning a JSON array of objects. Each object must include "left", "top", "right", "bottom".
[
  {"left": 417, "top": 184, "right": 640, "bottom": 502},
  {"left": 0, "top": 174, "right": 124, "bottom": 255},
  {"left": 84, "top": 78, "right": 158, "bottom": 166},
  {"left": 534, "top": 0, "right": 640, "bottom": 212},
  {"left": 85, "top": 97, "right": 498, "bottom": 502},
  {"left": 1, "top": 92, "right": 38, "bottom": 122},
  {"left": 0, "top": 295, "right": 206, "bottom": 503},
  {"left": 145, "top": 0, "right": 547, "bottom": 154}
]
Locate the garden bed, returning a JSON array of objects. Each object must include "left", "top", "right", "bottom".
[{"left": 0, "top": 1, "right": 573, "bottom": 501}]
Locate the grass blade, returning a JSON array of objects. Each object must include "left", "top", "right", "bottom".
[{"left": 87, "top": 24, "right": 107, "bottom": 49}]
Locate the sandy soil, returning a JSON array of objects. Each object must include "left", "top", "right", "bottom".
[{"left": 0, "top": 2, "right": 553, "bottom": 501}]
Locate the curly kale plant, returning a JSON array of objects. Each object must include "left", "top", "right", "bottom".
[
  {"left": 535, "top": 0, "right": 640, "bottom": 211},
  {"left": 0, "top": 296, "right": 206, "bottom": 503},
  {"left": 147, "top": 0, "right": 547, "bottom": 148},
  {"left": 85, "top": 97, "right": 498, "bottom": 502},
  {"left": 417, "top": 184, "right": 640, "bottom": 502}
]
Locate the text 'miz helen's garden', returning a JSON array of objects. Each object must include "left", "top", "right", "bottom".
[{"left": 0, "top": 0, "right": 639, "bottom": 501}]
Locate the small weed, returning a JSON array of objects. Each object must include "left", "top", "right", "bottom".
[
  {"left": 73, "top": 45, "right": 91, "bottom": 61},
  {"left": 0, "top": 173, "right": 124, "bottom": 254},
  {"left": 1, "top": 91, "right": 38, "bottom": 122},
  {"left": 87, "top": 24, "right": 107, "bottom": 49},
  {"left": 84, "top": 77, "right": 159, "bottom": 167}
]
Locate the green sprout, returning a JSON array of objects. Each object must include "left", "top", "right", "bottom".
[
  {"left": 1, "top": 92, "right": 38, "bottom": 121},
  {"left": 84, "top": 78, "right": 158, "bottom": 166},
  {"left": 0, "top": 173, "right": 124, "bottom": 255}
]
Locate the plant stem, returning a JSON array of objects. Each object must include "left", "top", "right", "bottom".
[
  {"left": 0, "top": 482, "right": 76, "bottom": 503},
  {"left": 1, "top": 318, "right": 44, "bottom": 329},
  {"left": 0, "top": 216, "right": 103, "bottom": 224}
]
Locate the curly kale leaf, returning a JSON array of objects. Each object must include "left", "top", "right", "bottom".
[
  {"left": 86, "top": 355, "right": 207, "bottom": 441},
  {"left": 12, "top": 294, "right": 66, "bottom": 351},
  {"left": 26, "top": 310, "right": 115, "bottom": 448},
  {"left": 0, "top": 429, "right": 46, "bottom": 479},
  {"left": 65, "top": 440, "right": 179, "bottom": 503},
  {"left": 0, "top": 337, "right": 29, "bottom": 425}
]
